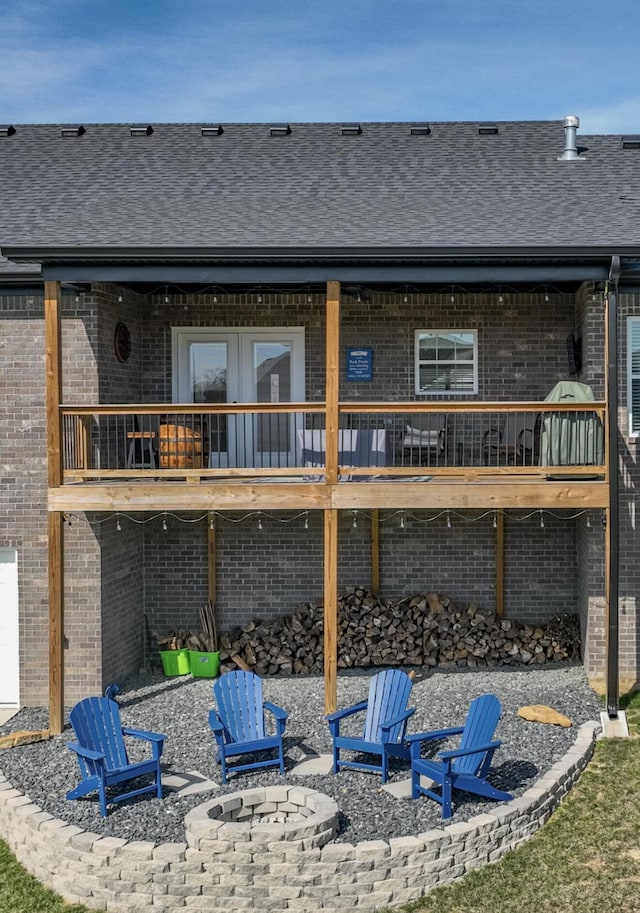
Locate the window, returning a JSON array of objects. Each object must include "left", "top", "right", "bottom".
[
  {"left": 627, "top": 317, "right": 640, "bottom": 436},
  {"left": 414, "top": 330, "right": 478, "bottom": 395}
]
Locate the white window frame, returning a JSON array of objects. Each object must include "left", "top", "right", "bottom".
[
  {"left": 414, "top": 329, "right": 478, "bottom": 396},
  {"left": 627, "top": 317, "right": 640, "bottom": 437}
]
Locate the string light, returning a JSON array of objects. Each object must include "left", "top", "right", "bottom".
[
  {"left": 493, "top": 511, "right": 498, "bottom": 528},
  {"left": 141, "top": 281, "right": 569, "bottom": 303},
  {"left": 70, "top": 507, "right": 600, "bottom": 534},
  {"left": 116, "top": 516, "right": 122, "bottom": 532}
]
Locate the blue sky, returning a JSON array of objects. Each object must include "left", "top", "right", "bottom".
[{"left": 2, "top": 0, "right": 639, "bottom": 132}]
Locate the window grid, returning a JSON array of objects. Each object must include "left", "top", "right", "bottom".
[
  {"left": 627, "top": 317, "right": 640, "bottom": 436},
  {"left": 414, "top": 329, "right": 478, "bottom": 395}
]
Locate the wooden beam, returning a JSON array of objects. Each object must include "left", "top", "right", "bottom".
[
  {"left": 331, "top": 480, "right": 610, "bottom": 510},
  {"left": 325, "top": 281, "right": 340, "bottom": 485},
  {"left": 323, "top": 508, "right": 338, "bottom": 714},
  {"left": 44, "top": 281, "right": 64, "bottom": 734},
  {"left": 48, "top": 478, "right": 610, "bottom": 513},
  {"left": 370, "top": 509, "right": 380, "bottom": 594},
  {"left": 45, "top": 281, "right": 63, "bottom": 488},
  {"left": 495, "top": 511, "right": 504, "bottom": 619},
  {"left": 49, "top": 482, "right": 331, "bottom": 512}
]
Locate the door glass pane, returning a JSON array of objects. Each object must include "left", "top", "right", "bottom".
[
  {"left": 190, "top": 343, "right": 227, "bottom": 454},
  {"left": 254, "top": 342, "right": 291, "bottom": 454}
]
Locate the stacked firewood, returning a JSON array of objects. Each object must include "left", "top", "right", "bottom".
[{"left": 218, "top": 587, "right": 581, "bottom": 676}]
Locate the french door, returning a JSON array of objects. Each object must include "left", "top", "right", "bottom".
[{"left": 173, "top": 328, "right": 305, "bottom": 468}]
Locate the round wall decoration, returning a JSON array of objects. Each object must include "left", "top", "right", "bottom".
[{"left": 114, "top": 322, "right": 132, "bottom": 362}]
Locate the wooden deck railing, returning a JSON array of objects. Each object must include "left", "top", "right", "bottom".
[{"left": 59, "top": 401, "right": 607, "bottom": 482}]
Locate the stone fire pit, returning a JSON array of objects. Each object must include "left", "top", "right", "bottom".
[{"left": 184, "top": 784, "right": 340, "bottom": 845}]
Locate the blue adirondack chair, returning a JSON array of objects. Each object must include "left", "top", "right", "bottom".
[
  {"left": 407, "top": 693, "right": 513, "bottom": 818},
  {"left": 209, "top": 670, "right": 288, "bottom": 783},
  {"left": 66, "top": 695, "right": 166, "bottom": 816},
  {"left": 326, "top": 669, "right": 415, "bottom": 783}
]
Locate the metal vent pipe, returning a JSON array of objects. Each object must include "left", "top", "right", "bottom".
[{"left": 558, "top": 115, "right": 583, "bottom": 161}]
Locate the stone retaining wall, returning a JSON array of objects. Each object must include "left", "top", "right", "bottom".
[{"left": 0, "top": 721, "right": 599, "bottom": 913}]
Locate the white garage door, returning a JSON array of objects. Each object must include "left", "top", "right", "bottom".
[{"left": 0, "top": 549, "right": 19, "bottom": 707}]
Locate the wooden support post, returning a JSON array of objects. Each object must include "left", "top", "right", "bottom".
[
  {"left": 323, "top": 508, "right": 338, "bottom": 714},
  {"left": 45, "top": 280, "right": 64, "bottom": 734},
  {"left": 325, "top": 280, "right": 340, "bottom": 485},
  {"left": 208, "top": 512, "right": 216, "bottom": 603},
  {"left": 370, "top": 509, "right": 380, "bottom": 594},
  {"left": 495, "top": 511, "right": 504, "bottom": 619},
  {"left": 323, "top": 280, "right": 341, "bottom": 714}
]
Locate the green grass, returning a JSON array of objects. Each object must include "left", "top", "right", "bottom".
[
  {"left": 393, "top": 691, "right": 640, "bottom": 913},
  {"left": 0, "top": 839, "right": 90, "bottom": 913},
  {"left": 1, "top": 695, "right": 639, "bottom": 913}
]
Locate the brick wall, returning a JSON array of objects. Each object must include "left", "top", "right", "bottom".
[{"left": 4, "top": 281, "right": 636, "bottom": 702}]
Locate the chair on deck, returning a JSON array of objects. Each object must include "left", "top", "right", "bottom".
[
  {"left": 66, "top": 694, "right": 166, "bottom": 816},
  {"left": 407, "top": 693, "right": 512, "bottom": 819},
  {"left": 482, "top": 413, "right": 537, "bottom": 466},
  {"left": 402, "top": 414, "right": 447, "bottom": 465},
  {"left": 209, "top": 670, "right": 288, "bottom": 783},
  {"left": 126, "top": 415, "right": 158, "bottom": 469},
  {"left": 326, "top": 669, "right": 415, "bottom": 783}
]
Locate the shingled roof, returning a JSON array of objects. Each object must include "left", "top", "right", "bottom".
[{"left": 0, "top": 120, "right": 639, "bottom": 259}]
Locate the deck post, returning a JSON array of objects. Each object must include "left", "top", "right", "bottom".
[
  {"left": 45, "top": 280, "right": 64, "bottom": 734},
  {"left": 323, "top": 508, "right": 338, "bottom": 714},
  {"left": 324, "top": 280, "right": 341, "bottom": 714}
]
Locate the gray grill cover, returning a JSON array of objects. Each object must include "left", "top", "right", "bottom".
[{"left": 540, "top": 381, "right": 604, "bottom": 466}]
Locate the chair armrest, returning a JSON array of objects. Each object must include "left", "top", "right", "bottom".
[
  {"left": 66, "top": 741, "right": 104, "bottom": 762},
  {"left": 405, "top": 725, "right": 465, "bottom": 745},
  {"left": 482, "top": 427, "right": 501, "bottom": 447},
  {"left": 122, "top": 728, "right": 166, "bottom": 745},
  {"left": 208, "top": 709, "right": 224, "bottom": 733},
  {"left": 264, "top": 702, "right": 288, "bottom": 723},
  {"left": 380, "top": 706, "right": 416, "bottom": 736},
  {"left": 325, "top": 700, "right": 368, "bottom": 724},
  {"left": 438, "top": 740, "right": 501, "bottom": 760}
]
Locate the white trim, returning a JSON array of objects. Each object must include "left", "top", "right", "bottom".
[
  {"left": 171, "top": 327, "right": 305, "bottom": 467},
  {"left": 414, "top": 329, "right": 478, "bottom": 396},
  {"left": 627, "top": 317, "right": 640, "bottom": 438},
  {"left": 0, "top": 548, "right": 19, "bottom": 708}
]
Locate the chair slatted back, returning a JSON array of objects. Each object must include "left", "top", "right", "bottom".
[
  {"left": 214, "top": 671, "right": 266, "bottom": 743},
  {"left": 362, "top": 669, "right": 413, "bottom": 744},
  {"left": 456, "top": 694, "right": 502, "bottom": 774},
  {"left": 69, "top": 697, "right": 130, "bottom": 771}
]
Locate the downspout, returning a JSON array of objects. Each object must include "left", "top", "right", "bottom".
[{"left": 606, "top": 255, "right": 621, "bottom": 718}]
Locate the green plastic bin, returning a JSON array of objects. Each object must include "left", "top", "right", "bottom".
[
  {"left": 159, "top": 648, "right": 191, "bottom": 676},
  {"left": 189, "top": 650, "right": 220, "bottom": 678}
]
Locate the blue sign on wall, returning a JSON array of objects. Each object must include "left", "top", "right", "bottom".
[{"left": 346, "top": 347, "right": 373, "bottom": 381}]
